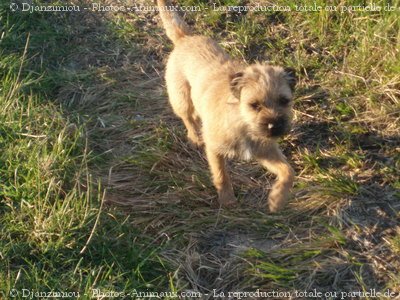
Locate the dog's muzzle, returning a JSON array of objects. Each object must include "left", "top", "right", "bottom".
[{"left": 263, "top": 116, "right": 290, "bottom": 137}]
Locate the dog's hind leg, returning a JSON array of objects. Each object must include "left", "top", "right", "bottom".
[{"left": 166, "top": 66, "right": 203, "bottom": 146}]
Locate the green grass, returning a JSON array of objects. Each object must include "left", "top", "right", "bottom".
[
  {"left": 1, "top": 0, "right": 399, "bottom": 297},
  {"left": 0, "top": 2, "right": 168, "bottom": 298}
]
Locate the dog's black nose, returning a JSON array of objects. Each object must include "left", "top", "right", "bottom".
[{"left": 264, "top": 117, "right": 287, "bottom": 137}]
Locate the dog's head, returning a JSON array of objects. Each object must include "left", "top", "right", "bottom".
[{"left": 228, "top": 64, "right": 296, "bottom": 139}]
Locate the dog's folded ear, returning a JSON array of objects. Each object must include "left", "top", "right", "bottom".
[
  {"left": 229, "top": 72, "right": 244, "bottom": 102},
  {"left": 283, "top": 67, "right": 297, "bottom": 91}
]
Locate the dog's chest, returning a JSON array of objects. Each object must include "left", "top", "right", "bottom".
[{"left": 222, "top": 138, "right": 255, "bottom": 161}]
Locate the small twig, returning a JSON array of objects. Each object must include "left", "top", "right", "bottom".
[
  {"left": 18, "top": 133, "right": 47, "bottom": 138},
  {"left": 334, "top": 70, "right": 367, "bottom": 86},
  {"left": 293, "top": 109, "right": 334, "bottom": 123}
]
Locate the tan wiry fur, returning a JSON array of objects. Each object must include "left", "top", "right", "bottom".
[{"left": 157, "top": 0, "right": 296, "bottom": 212}]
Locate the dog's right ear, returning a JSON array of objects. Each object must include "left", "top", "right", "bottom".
[
  {"left": 283, "top": 67, "right": 297, "bottom": 92},
  {"left": 228, "top": 72, "right": 244, "bottom": 103}
]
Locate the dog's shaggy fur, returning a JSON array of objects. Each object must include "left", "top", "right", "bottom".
[{"left": 157, "top": 0, "right": 296, "bottom": 212}]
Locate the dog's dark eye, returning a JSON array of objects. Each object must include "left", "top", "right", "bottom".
[
  {"left": 250, "top": 102, "right": 261, "bottom": 111},
  {"left": 278, "top": 97, "right": 291, "bottom": 106}
]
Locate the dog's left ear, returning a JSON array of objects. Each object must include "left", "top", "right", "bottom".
[
  {"left": 228, "top": 72, "right": 244, "bottom": 103},
  {"left": 284, "top": 67, "right": 297, "bottom": 92}
]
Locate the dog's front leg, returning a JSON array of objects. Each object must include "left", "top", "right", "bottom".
[
  {"left": 205, "top": 147, "right": 236, "bottom": 207},
  {"left": 256, "top": 144, "right": 294, "bottom": 213}
]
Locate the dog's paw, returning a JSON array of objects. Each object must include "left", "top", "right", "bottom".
[
  {"left": 268, "top": 186, "right": 289, "bottom": 213},
  {"left": 219, "top": 197, "right": 237, "bottom": 208},
  {"left": 187, "top": 133, "right": 204, "bottom": 148},
  {"left": 217, "top": 189, "right": 237, "bottom": 208},
  {"left": 190, "top": 139, "right": 204, "bottom": 148}
]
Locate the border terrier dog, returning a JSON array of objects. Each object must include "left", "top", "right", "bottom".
[{"left": 157, "top": 0, "right": 296, "bottom": 212}]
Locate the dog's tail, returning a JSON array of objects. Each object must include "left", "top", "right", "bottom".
[{"left": 157, "top": 0, "right": 191, "bottom": 44}]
